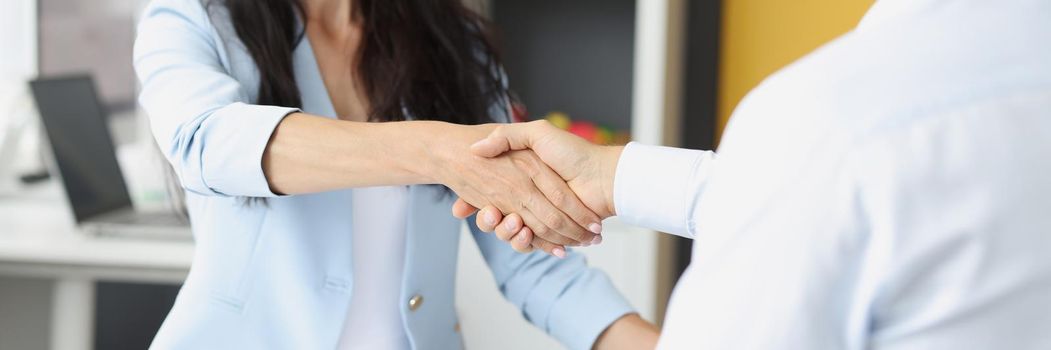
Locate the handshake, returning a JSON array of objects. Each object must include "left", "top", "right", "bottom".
[{"left": 442, "top": 120, "right": 624, "bottom": 258}]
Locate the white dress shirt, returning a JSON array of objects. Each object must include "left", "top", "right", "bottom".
[{"left": 614, "top": 0, "right": 1051, "bottom": 349}]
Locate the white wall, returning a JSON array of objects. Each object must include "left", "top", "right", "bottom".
[
  {"left": 0, "top": 0, "right": 36, "bottom": 80},
  {"left": 0, "top": 0, "right": 39, "bottom": 192},
  {"left": 456, "top": 218, "right": 660, "bottom": 350}
]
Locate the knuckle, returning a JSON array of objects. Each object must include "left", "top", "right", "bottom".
[
  {"left": 564, "top": 229, "right": 586, "bottom": 243},
  {"left": 576, "top": 232, "right": 591, "bottom": 243},
  {"left": 523, "top": 194, "right": 536, "bottom": 210},
  {"left": 543, "top": 211, "right": 565, "bottom": 230},
  {"left": 552, "top": 237, "right": 571, "bottom": 246},
  {"left": 532, "top": 240, "right": 549, "bottom": 251},
  {"left": 530, "top": 223, "right": 549, "bottom": 237},
  {"left": 549, "top": 189, "right": 569, "bottom": 207}
]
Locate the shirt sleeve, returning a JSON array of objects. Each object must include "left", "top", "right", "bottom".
[
  {"left": 468, "top": 219, "right": 635, "bottom": 350},
  {"left": 613, "top": 142, "right": 717, "bottom": 238},
  {"left": 133, "top": 0, "right": 298, "bottom": 198}
]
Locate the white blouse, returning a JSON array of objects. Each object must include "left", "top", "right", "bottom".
[{"left": 336, "top": 186, "right": 411, "bottom": 349}]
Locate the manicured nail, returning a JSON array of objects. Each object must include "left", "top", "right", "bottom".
[
  {"left": 588, "top": 223, "right": 603, "bottom": 234},
  {"left": 591, "top": 235, "right": 603, "bottom": 245},
  {"left": 505, "top": 220, "right": 517, "bottom": 232},
  {"left": 552, "top": 247, "right": 566, "bottom": 259},
  {"left": 484, "top": 212, "right": 497, "bottom": 226},
  {"left": 516, "top": 234, "right": 527, "bottom": 243}
]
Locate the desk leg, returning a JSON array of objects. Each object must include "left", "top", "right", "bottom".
[{"left": 51, "top": 278, "right": 94, "bottom": 350}]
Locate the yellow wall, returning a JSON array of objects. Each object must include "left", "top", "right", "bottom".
[{"left": 717, "top": 0, "right": 875, "bottom": 139}]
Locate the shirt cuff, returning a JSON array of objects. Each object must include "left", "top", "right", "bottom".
[
  {"left": 613, "top": 142, "right": 711, "bottom": 237},
  {"left": 545, "top": 268, "right": 635, "bottom": 350},
  {"left": 199, "top": 103, "right": 299, "bottom": 197}
]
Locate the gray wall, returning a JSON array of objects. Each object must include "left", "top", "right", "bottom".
[
  {"left": 0, "top": 278, "right": 180, "bottom": 350},
  {"left": 0, "top": 277, "right": 52, "bottom": 350},
  {"left": 493, "top": 0, "right": 636, "bottom": 131}
]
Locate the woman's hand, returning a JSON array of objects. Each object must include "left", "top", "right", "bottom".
[
  {"left": 425, "top": 123, "right": 603, "bottom": 256},
  {"left": 451, "top": 120, "right": 624, "bottom": 251}
]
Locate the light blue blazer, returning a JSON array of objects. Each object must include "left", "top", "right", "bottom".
[{"left": 133, "top": 0, "right": 633, "bottom": 349}]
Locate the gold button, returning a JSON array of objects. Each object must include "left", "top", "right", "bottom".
[{"left": 408, "top": 294, "right": 423, "bottom": 311}]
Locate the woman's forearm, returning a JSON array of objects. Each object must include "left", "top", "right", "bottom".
[
  {"left": 262, "top": 112, "right": 482, "bottom": 195},
  {"left": 261, "top": 112, "right": 601, "bottom": 249}
]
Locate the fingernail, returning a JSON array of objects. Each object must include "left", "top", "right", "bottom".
[
  {"left": 484, "top": 212, "right": 497, "bottom": 226},
  {"left": 505, "top": 220, "right": 517, "bottom": 232},
  {"left": 591, "top": 235, "right": 603, "bottom": 245},
  {"left": 588, "top": 223, "right": 603, "bottom": 234},
  {"left": 516, "top": 234, "right": 527, "bottom": 243},
  {"left": 552, "top": 247, "right": 566, "bottom": 259}
]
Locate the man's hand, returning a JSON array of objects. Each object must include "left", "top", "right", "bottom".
[
  {"left": 451, "top": 120, "right": 624, "bottom": 251},
  {"left": 426, "top": 122, "right": 607, "bottom": 258}
]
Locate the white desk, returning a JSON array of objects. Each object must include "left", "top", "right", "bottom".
[{"left": 0, "top": 184, "right": 193, "bottom": 350}]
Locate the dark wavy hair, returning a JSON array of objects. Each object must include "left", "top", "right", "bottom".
[
  {"left": 223, "top": 0, "right": 509, "bottom": 124},
  {"left": 166, "top": 0, "right": 511, "bottom": 208}
]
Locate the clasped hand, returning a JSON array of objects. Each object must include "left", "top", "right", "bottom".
[{"left": 448, "top": 121, "right": 621, "bottom": 257}]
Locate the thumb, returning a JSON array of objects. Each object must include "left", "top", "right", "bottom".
[{"left": 471, "top": 122, "right": 542, "bottom": 158}]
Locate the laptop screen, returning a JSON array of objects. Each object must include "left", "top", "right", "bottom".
[{"left": 30, "top": 76, "right": 133, "bottom": 223}]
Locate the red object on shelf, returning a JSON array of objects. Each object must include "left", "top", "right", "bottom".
[{"left": 568, "top": 121, "right": 599, "bottom": 143}]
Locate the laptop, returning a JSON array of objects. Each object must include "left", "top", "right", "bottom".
[{"left": 29, "top": 75, "right": 190, "bottom": 240}]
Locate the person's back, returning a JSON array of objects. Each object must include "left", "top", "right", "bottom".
[{"left": 656, "top": 0, "right": 1051, "bottom": 348}]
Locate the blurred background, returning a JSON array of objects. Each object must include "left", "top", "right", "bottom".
[{"left": 0, "top": 0, "right": 873, "bottom": 349}]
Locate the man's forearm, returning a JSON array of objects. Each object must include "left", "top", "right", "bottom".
[{"left": 593, "top": 314, "right": 660, "bottom": 350}]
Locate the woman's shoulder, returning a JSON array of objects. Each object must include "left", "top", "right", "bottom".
[
  {"left": 136, "top": 0, "right": 265, "bottom": 101},
  {"left": 140, "top": 0, "right": 237, "bottom": 39},
  {"left": 141, "top": 0, "right": 210, "bottom": 23}
]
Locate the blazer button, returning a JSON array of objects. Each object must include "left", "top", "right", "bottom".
[{"left": 408, "top": 295, "right": 424, "bottom": 311}]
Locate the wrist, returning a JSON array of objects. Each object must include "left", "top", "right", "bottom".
[
  {"left": 598, "top": 145, "right": 624, "bottom": 217},
  {"left": 414, "top": 121, "right": 498, "bottom": 185},
  {"left": 394, "top": 120, "right": 455, "bottom": 184}
]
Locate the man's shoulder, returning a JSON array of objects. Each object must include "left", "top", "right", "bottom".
[{"left": 730, "top": 3, "right": 1051, "bottom": 152}]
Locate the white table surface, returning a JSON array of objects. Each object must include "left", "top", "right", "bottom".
[{"left": 0, "top": 183, "right": 193, "bottom": 283}]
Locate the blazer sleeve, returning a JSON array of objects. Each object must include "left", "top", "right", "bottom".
[
  {"left": 133, "top": 0, "right": 298, "bottom": 197},
  {"left": 469, "top": 219, "right": 635, "bottom": 350}
]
